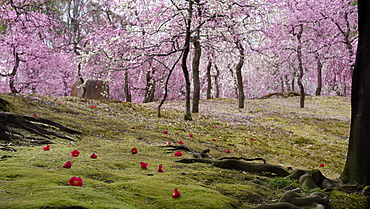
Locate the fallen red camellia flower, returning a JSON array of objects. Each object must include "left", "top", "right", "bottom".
[
  {"left": 225, "top": 149, "right": 231, "bottom": 153},
  {"left": 167, "top": 142, "right": 172, "bottom": 145},
  {"left": 158, "top": 165, "right": 166, "bottom": 173},
  {"left": 63, "top": 161, "right": 72, "bottom": 168},
  {"left": 174, "top": 151, "right": 183, "bottom": 157},
  {"left": 171, "top": 188, "right": 181, "bottom": 198},
  {"left": 320, "top": 163, "right": 325, "bottom": 167},
  {"left": 43, "top": 145, "right": 50, "bottom": 151},
  {"left": 140, "top": 161, "right": 149, "bottom": 168},
  {"left": 70, "top": 150, "right": 80, "bottom": 157},
  {"left": 276, "top": 153, "right": 280, "bottom": 156},
  {"left": 213, "top": 126, "right": 217, "bottom": 128},
  {"left": 33, "top": 114, "right": 37, "bottom": 117},
  {"left": 131, "top": 148, "right": 138, "bottom": 154},
  {"left": 69, "top": 176, "right": 83, "bottom": 187},
  {"left": 91, "top": 105, "right": 97, "bottom": 108},
  {"left": 249, "top": 138, "right": 255, "bottom": 141},
  {"left": 212, "top": 139, "right": 216, "bottom": 141},
  {"left": 131, "top": 126, "right": 136, "bottom": 129},
  {"left": 189, "top": 134, "right": 194, "bottom": 138},
  {"left": 163, "top": 130, "right": 168, "bottom": 134},
  {"left": 178, "top": 140, "right": 184, "bottom": 144},
  {"left": 90, "top": 153, "right": 98, "bottom": 158}
]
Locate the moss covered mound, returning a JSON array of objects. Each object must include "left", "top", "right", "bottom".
[{"left": 0, "top": 93, "right": 367, "bottom": 208}]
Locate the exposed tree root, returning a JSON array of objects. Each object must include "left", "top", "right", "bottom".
[
  {"left": 175, "top": 158, "right": 290, "bottom": 177},
  {"left": 0, "top": 112, "right": 82, "bottom": 143},
  {"left": 255, "top": 188, "right": 329, "bottom": 209}
]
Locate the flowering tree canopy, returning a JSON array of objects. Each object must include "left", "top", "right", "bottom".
[{"left": 0, "top": 0, "right": 357, "bottom": 109}]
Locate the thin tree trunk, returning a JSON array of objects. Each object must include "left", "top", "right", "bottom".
[
  {"left": 181, "top": 0, "right": 193, "bottom": 121},
  {"left": 10, "top": 48, "right": 19, "bottom": 94},
  {"left": 124, "top": 70, "right": 132, "bottom": 102},
  {"left": 315, "top": 54, "right": 323, "bottom": 96},
  {"left": 206, "top": 60, "right": 212, "bottom": 99},
  {"left": 192, "top": 36, "right": 201, "bottom": 113},
  {"left": 214, "top": 64, "right": 220, "bottom": 98},
  {"left": 235, "top": 40, "right": 245, "bottom": 108},
  {"left": 340, "top": 0, "right": 370, "bottom": 185},
  {"left": 296, "top": 24, "right": 305, "bottom": 108},
  {"left": 158, "top": 52, "right": 183, "bottom": 118}
]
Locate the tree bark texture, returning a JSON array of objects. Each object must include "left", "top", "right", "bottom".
[
  {"left": 296, "top": 24, "right": 305, "bottom": 108},
  {"left": 206, "top": 60, "right": 212, "bottom": 99},
  {"left": 192, "top": 37, "right": 201, "bottom": 113},
  {"left": 181, "top": 0, "right": 193, "bottom": 120},
  {"left": 340, "top": 1, "right": 370, "bottom": 186},
  {"left": 315, "top": 54, "right": 323, "bottom": 96},
  {"left": 235, "top": 40, "right": 245, "bottom": 108}
]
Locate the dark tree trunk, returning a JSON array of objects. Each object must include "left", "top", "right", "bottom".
[
  {"left": 206, "top": 60, "right": 212, "bottom": 99},
  {"left": 124, "top": 70, "right": 132, "bottom": 102},
  {"left": 158, "top": 52, "right": 183, "bottom": 118},
  {"left": 235, "top": 40, "right": 245, "bottom": 108},
  {"left": 340, "top": 1, "right": 370, "bottom": 186},
  {"left": 10, "top": 49, "right": 19, "bottom": 94},
  {"left": 143, "top": 70, "right": 156, "bottom": 103},
  {"left": 296, "top": 24, "right": 305, "bottom": 108},
  {"left": 192, "top": 36, "right": 201, "bottom": 113},
  {"left": 315, "top": 54, "right": 323, "bottom": 96},
  {"left": 214, "top": 64, "right": 220, "bottom": 98},
  {"left": 181, "top": 0, "right": 193, "bottom": 121}
]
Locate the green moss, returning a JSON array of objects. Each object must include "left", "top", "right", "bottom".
[{"left": 0, "top": 93, "right": 354, "bottom": 208}]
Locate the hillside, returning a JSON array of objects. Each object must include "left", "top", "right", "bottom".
[{"left": 0, "top": 93, "right": 367, "bottom": 209}]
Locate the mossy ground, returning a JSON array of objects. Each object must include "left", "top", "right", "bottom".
[{"left": 0, "top": 93, "right": 367, "bottom": 208}]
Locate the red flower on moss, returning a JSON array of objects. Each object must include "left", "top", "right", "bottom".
[
  {"left": 249, "top": 138, "right": 255, "bottom": 141},
  {"left": 90, "top": 153, "right": 98, "bottom": 158},
  {"left": 63, "top": 161, "right": 72, "bottom": 168},
  {"left": 213, "top": 126, "right": 217, "bottom": 129},
  {"left": 167, "top": 142, "right": 172, "bottom": 145},
  {"left": 43, "top": 145, "right": 50, "bottom": 151},
  {"left": 33, "top": 114, "right": 37, "bottom": 117},
  {"left": 171, "top": 188, "right": 181, "bottom": 198},
  {"left": 174, "top": 151, "right": 183, "bottom": 157},
  {"left": 276, "top": 153, "right": 280, "bottom": 156},
  {"left": 131, "top": 148, "right": 138, "bottom": 154},
  {"left": 158, "top": 165, "right": 166, "bottom": 173},
  {"left": 131, "top": 126, "right": 136, "bottom": 129},
  {"left": 178, "top": 140, "right": 184, "bottom": 145},
  {"left": 225, "top": 149, "right": 231, "bottom": 153},
  {"left": 140, "top": 161, "right": 149, "bottom": 168},
  {"left": 91, "top": 105, "right": 97, "bottom": 108},
  {"left": 212, "top": 139, "right": 216, "bottom": 141},
  {"left": 70, "top": 150, "right": 80, "bottom": 157},
  {"left": 69, "top": 176, "right": 83, "bottom": 187},
  {"left": 189, "top": 134, "right": 194, "bottom": 138},
  {"left": 163, "top": 130, "right": 168, "bottom": 134},
  {"left": 320, "top": 163, "right": 325, "bottom": 167}
]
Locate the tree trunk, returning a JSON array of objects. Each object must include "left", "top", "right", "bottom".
[
  {"left": 181, "top": 0, "right": 193, "bottom": 121},
  {"left": 296, "top": 24, "right": 305, "bottom": 108},
  {"left": 206, "top": 60, "right": 212, "bottom": 99},
  {"left": 315, "top": 54, "right": 323, "bottom": 96},
  {"left": 192, "top": 36, "right": 201, "bottom": 113},
  {"left": 235, "top": 40, "right": 245, "bottom": 108},
  {"left": 10, "top": 48, "right": 20, "bottom": 94},
  {"left": 340, "top": 1, "right": 370, "bottom": 186},
  {"left": 124, "top": 70, "right": 132, "bottom": 102},
  {"left": 158, "top": 52, "right": 183, "bottom": 118},
  {"left": 214, "top": 64, "right": 220, "bottom": 98}
]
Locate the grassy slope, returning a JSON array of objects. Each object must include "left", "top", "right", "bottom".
[{"left": 0, "top": 93, "right": 366, "bottom": 208}]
